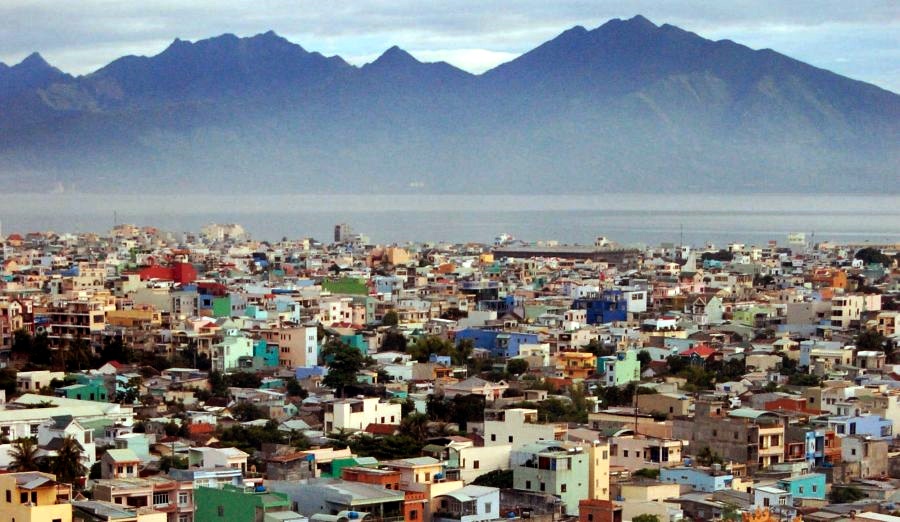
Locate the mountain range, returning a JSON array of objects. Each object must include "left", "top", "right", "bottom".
[{"left": 0, "top": 15, "right": 897, "bottom": 193}]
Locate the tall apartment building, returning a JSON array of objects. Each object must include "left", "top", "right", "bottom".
[{"left": 254, "top": 326, "right": 318, "bottom": 368}]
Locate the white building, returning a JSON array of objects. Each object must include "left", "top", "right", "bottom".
[
  {"left": 482, "top": 408, "right": 566, "bottom": 448},
  {"left": 323, "top": 397, "right": 402, "bottom": 433},
  {"left": 0, "top": 395, "right": 133, "bottom": 442}
]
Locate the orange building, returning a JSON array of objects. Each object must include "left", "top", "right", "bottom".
[
  {"left": 743, "top": 507, "right": 802, "bottom": 522},
  {"left": 579, "top": 499, "right": 622, "bottom": 522}
]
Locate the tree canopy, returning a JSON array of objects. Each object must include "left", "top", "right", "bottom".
[{"left": 322, "top": 340, "right": 366, "bottom": 397}]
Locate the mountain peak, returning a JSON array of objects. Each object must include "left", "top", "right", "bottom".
[
  {"left": 17, "top": 52, "right": 51, "bottom": 69},
  {"left": 626, "top": 14, "right": 656, "bottom": 28},
  {"left": 371, "top": 46, "right": 420, "bottom": 67}
]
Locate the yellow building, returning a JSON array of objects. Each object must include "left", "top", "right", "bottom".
[
  {"left": 0, "top": 471, "right": 73, "bottom": 522},
  {"left": 106, "top": 308, "right": 162, "bottom": 328},
  {"left": 555, "top": 351, "right": 596, "bottom": 380},
  {"left": 588, "top": 440, "right": 611, "bottom": 500}
]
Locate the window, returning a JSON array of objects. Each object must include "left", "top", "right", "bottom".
[
  {"left": 485, "top": 502, "right": 492, "bottom": 513},
  {"left": 490, "top": 434, "right": 496, "bottom": 442},
  {"left": 153, "top": 492, "right": 169, "bottom": 506},
  {"left": 526, "top": 480, "right": 531, "bottom": 489},
  {"left": 602, "top": 450, "right": 608, "bottom": 459},
  {"left": 474, "top": 460, "right": 480, "bottom": 469},
  {"left": 127, "top": 465, "right": 134, "bottom": 474},
  {"left": 178, "top": 492, "right": 189, "bottom": 505},
  {"left": 712, "top": 430, "right": 717, "bottom": 437},
  {"left": 561, "top": 484, "right": 567, "bottom": 493},
  {"left": 508, "top": 436, "right": 513, "bottom": 443},
  {"left": 20, "top": 492, "right": 27, "bottom": 503},
  {"left": 540, "top": 482, "right": 546, "bottom": 492},
  {"left": 851, "top": 448, "right": 857, "bottom": 456},
  {"left": 799, "top": 486, "right": 804, "bottom": 494},
  {"left": 812, "top": 485, "right": 818, "bottom": 493},
  {"left": 409, "top": 510, "right": 418, "bottom": 520},
  {"left": 623, "top": 450, "right": 629, "bottom": 458},
  {"left": 29, "top": 424, "right": 39, "bottom": 435}
]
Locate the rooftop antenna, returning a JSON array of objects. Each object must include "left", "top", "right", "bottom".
[{"left": 679, "top": 223, "right": 684, "bottom": 260}]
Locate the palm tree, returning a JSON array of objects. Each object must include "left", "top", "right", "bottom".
[
  {"left": 51, "top": 436, "right": 86, "bottom": 484},
  {"left": 401, "top": 413, "right": 430, "bottom": 441},
  {"left": 9, "top": 438, "right": 40, "bottom": 471}
]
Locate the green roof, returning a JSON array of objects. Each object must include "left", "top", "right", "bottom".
[
  {"left": 323, "top": 277, "right": 369, "bottom": 295},
  {"left": 728, "top": 408, "right": 778, "bottom": 419}
]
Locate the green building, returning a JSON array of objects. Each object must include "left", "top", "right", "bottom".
[
  {"left": 194, "top": 484, "right": 300, "bottom": 521},
  {"left": 58, "top": 374, "right": 108, "bottom": 402},
  {"left": 212, "top": 296, "right": 232, "bottom": 318}
]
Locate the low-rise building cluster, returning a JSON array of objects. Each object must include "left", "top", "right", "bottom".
[{"left": 0, "top": 225, "right": 897, "bottom": 521}]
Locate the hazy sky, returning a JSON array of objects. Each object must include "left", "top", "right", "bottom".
[{"left": 1, "top": 1, "right": 898, "bottom": 92}]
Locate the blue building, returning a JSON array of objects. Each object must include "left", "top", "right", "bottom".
[
  {"left": 454, "top": 328, "right": 539, "bottom": 357},
  {"left": 776, "top": 473, "right": 826, "bottom": 500},
  {"left": 660, "top": 467, "right": 733, "bottom": 492},
  {"left": 254, "top": 339, "right": 279, "bottom": 368},
  {"left": 572, "top": 290, "right": 627, "bottom": 325},
  {"left": 828, "top": 414, "right": 893, "bottom": 440}
]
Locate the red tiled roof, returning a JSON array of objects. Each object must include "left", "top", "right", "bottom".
[
  {"left": 364, "top": 423, "right": 399, "bottom": 435},
  {"left": 188, "top": 423, "right": 215, "bottom": 435},
  {"left": 678, "top": 345, "right": 717, "bottom": 358}
]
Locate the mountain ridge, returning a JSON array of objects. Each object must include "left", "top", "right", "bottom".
[{"left": 0, "top": 15, "right": 897, "bottom": 194}]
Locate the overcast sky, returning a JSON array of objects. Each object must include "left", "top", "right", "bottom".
[{"left": 1, "top": 1, "right": 898, "bottom": 92}]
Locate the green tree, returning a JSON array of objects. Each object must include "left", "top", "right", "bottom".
[
  {"left": 9, "top": 438, "right": 40, "bottom": 471},
  {"left": 829, "top": 485, "right": 867, "bottom": 503},
  {"left": 506, "top": 358, "right": 529, "bottom": 376},
  {"left": 637, "top": 350, "right": 652, "bottom": 370},
  {"left": 380, "top": 330, "right": 408, "bottom": 352},
  {"left": 451, "top": 394, "right": 486, "bottom": 431},
  {"left": 31, "top": 332, "right": 52, "bottom": 367},
  {"left": 695, "top": 446, "right": 723, "bottom": 467},
  {"left": 225, "top": 372, "right": 262, "bottom": 389},
  {"left": 855, "top": 247, "right": 893, "bottom": 267},
  {"left": 633, "top": 515, "right": 660, "bottom": 522},
  {"left": 230, "top": 402, "right": 266, "bottom": 422},
  {"left": 11, "top": 329, "right": 32, "bottom": 356},
  {"left": 633, "top": 468, "right": 660, "bottom": 479},
  {"left": 100, "top": 335, "right": 131, "bottom": 364},
  {"left": 382, "top": 311, "right": 399, "bottom": 327},
  {"left": 349, "top": 434, "right": 424, "bottom": 460},
  {"left": 322, "top": 340, "right": 366, "bottom": 397},
  {"left": 209, "top": 371, "right": 228, "bottom": 397},
  {"left": 159, "top": 455, "right": 188, "bottom": 472},
  {"left": 401, "top": 412, "right": 430, "bottom": 440},
  {"left": 284, "top": 377, "right": 307, "bottom": 398},
  {"left": 0, "top": 368, "right": 18, "bottom": 399},
  {"left": 51, "top": 435, "right": 87, "bottom": 483},
  {"left": 472, "top": 469, "right": 513, "bottom": 488}
]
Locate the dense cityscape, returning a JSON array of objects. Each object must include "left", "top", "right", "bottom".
[{"left": 0, "top": 222, "right": 897, "bottom": 522}]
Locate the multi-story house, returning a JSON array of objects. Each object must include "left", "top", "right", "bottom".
[
  {"left": 0, "top": 471, "right": 73, "bottom": 522},
  {"left": 254, "top": 325, "right": 319, "bottom": 369},
  {"left": 596, "top": 350, "right": 640, "bottom": 387},
  {"left": 609, "top": 434, "right": 683, "bottom": 473},
  {"left": 482, "top": 408, "right": 566, "bottom": 448},
  {"left": 676, "top": 399, "right": 785, "bottom": 473},
  {"left": 511, "top": 441, "right": 589, "bottom": 516},
  {"left": 323, "top": 397, "right": 402, "bottom": 433}
]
